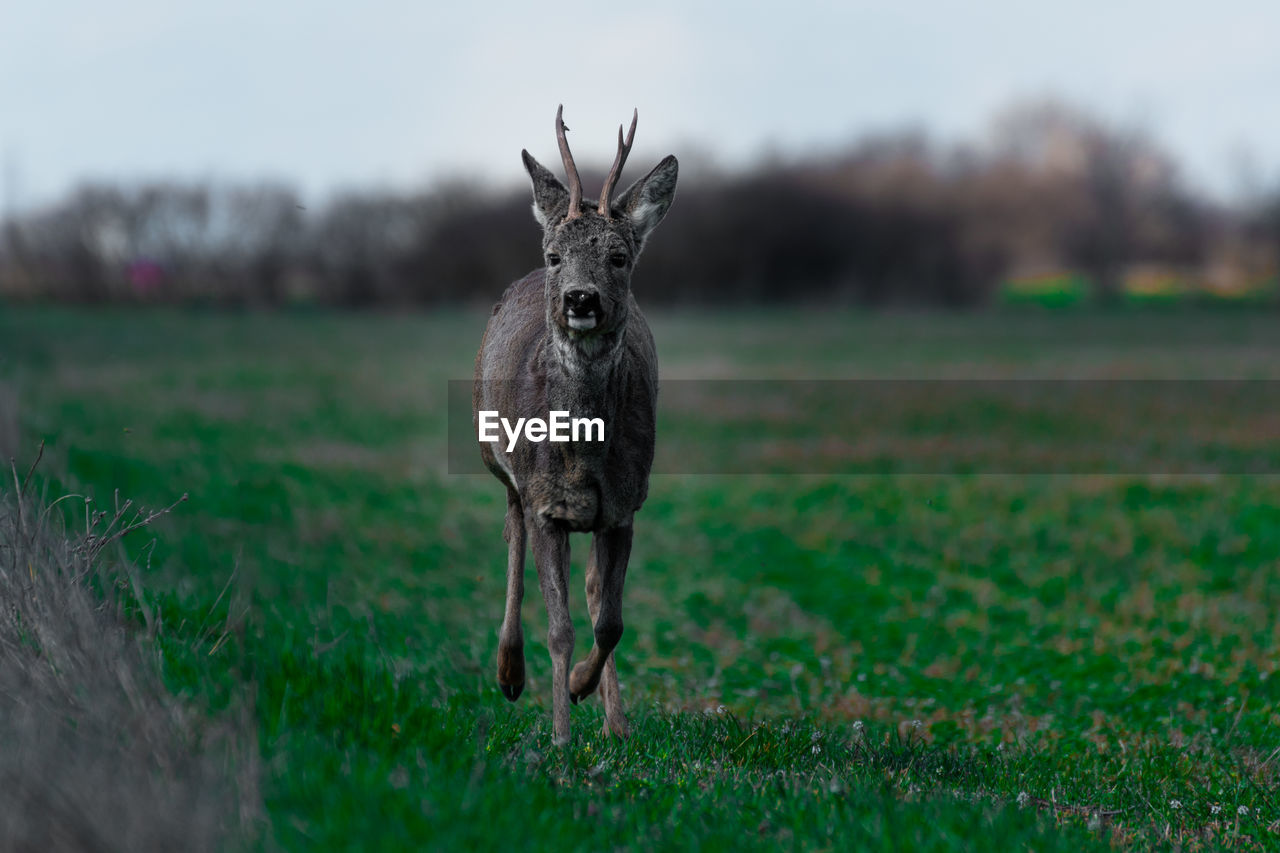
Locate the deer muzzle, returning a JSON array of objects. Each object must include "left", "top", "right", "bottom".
[{"left": 563, "top": 289, "right": 602, "bottom": 330}]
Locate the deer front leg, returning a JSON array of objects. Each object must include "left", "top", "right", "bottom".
[
  {"left": 496, "top": 492, "right": 526, "bottom": 701},
  {"left": 527, "top": 511, "right": 574, "bottom": 746},
  {"left": 570, "top": 523, "right": 632, "bottom": 739}
]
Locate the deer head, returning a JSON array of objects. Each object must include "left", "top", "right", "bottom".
[{"left": 520, "top": 106, "right": 678, "bottom": 355}]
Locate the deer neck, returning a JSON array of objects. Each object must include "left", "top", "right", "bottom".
[
  {"left": 545, "top": 308, "right": 625, "bottom": 377},
  {"left": 543, "top": 318, "right": 625, "bottom": 410}
]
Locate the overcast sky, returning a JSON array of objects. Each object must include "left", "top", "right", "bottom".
[{"left": 2, "top": 1, "right": 1278, "bottom": 212}]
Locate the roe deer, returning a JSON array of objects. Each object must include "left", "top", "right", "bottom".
[{"left": 473, "top": 106, "right": 677, "bottom": 745}]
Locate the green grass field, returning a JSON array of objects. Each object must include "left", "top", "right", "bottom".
[{"left": 2, "top": 306, "right": 1279, "bottom": 850}]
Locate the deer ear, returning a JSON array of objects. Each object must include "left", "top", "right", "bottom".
[
  {"left": 614, "top": 155, "right": 678, "bottom": 250},
  {"left": 523, "top": 150, "right": 568, "bottom": 228}
]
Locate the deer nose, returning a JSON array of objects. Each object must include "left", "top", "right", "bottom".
[{"left": 564, "top": 290, "right": 601, "bottom": 315}]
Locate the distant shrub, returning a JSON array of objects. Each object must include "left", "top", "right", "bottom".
[
  {"left": 1, "top": 99, "right": 1275, "bottom": 307},
  {"left": 1000, "top": 272, "right": 1091, "bottom": 307}
]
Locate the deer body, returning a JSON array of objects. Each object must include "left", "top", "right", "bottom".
[
  {"left": 473, "top": 107, "right": 677, "bottom": 745},
  {"left": 476, "top": 269, "right": 657, "bottom": 530}
]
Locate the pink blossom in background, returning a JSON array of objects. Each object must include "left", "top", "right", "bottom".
[{"left": 127, "top": 258, "right": 165, "bottom": 296}]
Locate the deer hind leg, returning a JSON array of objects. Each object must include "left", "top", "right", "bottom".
[
  {"left": 495, "top": 491, "right": 526, "bottom": 701},
  {"left": 528, "top": 511, "right": 574, "bottom": 746},
  {"left": 570, "top": 524, "right": 632, "bottom": 739}
]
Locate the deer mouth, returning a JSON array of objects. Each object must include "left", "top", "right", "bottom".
[{"left": 562, "top": 289, "right": 602, "bottom": 332}]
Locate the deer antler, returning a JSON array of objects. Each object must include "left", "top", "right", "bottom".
[
  {"left": 556, "top": 105, "right": 583, "bottom": 221},
  {"left": 598, "top": 109, "right": 638, "bottom": 218}
]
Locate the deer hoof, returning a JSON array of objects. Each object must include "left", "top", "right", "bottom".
[
  {"left": 497, "top": 645, "right": 525, "bottom": 702},
  {"left": 602, "top": 715, "right": 630, "bottom": 740},
  {"left": 569, "top": 662, "right": 600, "bottom": 702}
]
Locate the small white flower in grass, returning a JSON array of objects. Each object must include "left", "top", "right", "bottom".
[
  {"left": 1016, "top": 791, "right": 1030, "bottom": 808},
  {"left": 812, "top": 744, "right": 821, "bottom": 755},
  {"left": 1169, "top": 799, "right": 1182, "bottom": 809},
  {"left": 1211, "top": 804, "right": 1222, "bottom": 815},
  {"left": 852, "top": 721, "right": 865, "bottom": 732},
  {"left": 1238, "top": 805, "right": 1250, "bottom": 816}
]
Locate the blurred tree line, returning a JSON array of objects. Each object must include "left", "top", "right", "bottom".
[{"left": 1, "top": 100, "right": 1277, "bottom": 307}]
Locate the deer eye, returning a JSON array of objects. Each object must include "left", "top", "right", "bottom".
[
  {"left": 546, "top": 252, "right": 561, "bottom": 267},
  {"left": 609, "top": 252, "right": 628, "bottom": 268}
]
